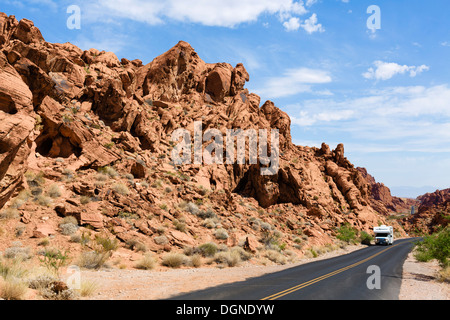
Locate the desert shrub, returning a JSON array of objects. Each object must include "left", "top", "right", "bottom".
[
  {"left": 214, "top": 228, "right": 229, "bottom": 240},
  {"left": 112, "top": 183, "right": 130, "bottom": 196},
  {"left": 214, "top": 251, "right": 241, "bottom": 267},
  {"left": 0, "top": 278, "right": 28, "bottom": 300},
  {"left": 28, "top": 276, "right": 75, "bottom": 300},
  {"left": 9, "top": 190, "right": 31, "bottom": 209},
  {"left": 98, "top": 166, "right": 118, "bottom": 178},
  {"left": 4, "top": 243, "right": 32, "bottom": 261},
  {"left": 76, "top": 251, "right": 109, "bottom": 270},
  {"left": 47, "top": 184, "right": 62, "bottom": 198},
  {"left": 15, "top": 224, "right": 26, "bottom": 237},
  {"left": 414, "top": 227, "right": 450, "bottom": 267},
  {"left": 202, "top": 218, "right": 216, "bottom": 229},
  {"left": 59, "top": 223, "right": 78, "bottom": 236},
  {"left": 154, "top": 235, "right": 169, "bottom": 245},
  {"left": 77, "top": 235, "right": 118, "bottom": 269},
  {"left": 164, "top": 186, "right": 172, "bottom": 193},
  {"left": 135, "top": 254, "right": 157, "bottom": 270},
  {"left": 197, "top": 208, "right": 217, "bottom": 219},
  {"left": 126, "top": 239, "right": 147, "bottom": 252},
  {"left": 25, "top": 171, "right": 45, "bottom": 187},
  {"left": 62, "top": 168, "right": 75, "bottom": 180},
  {"left": 38, "top": 247, "right": 70, "bottom": 277},
  {"left": 230, "top": 246, "right": 252, "bottom": 261},
  {"left": 59, "top": 216, "right": 79, "bottom": 236},
  {"left": 185, "top": 202, "right": 199, "bottom": 215},
  {"left": 38, "top": 238, "right": 50, "bottom": 247},
  {"left": 36, "top": 194, "right": 52, "bottom": 207},
  {"left": 95, "top": 235, "right": 119, "bottom": 252},
  {"left": 198, "top": 242, "right": 218, "bottom": 257},
  {"left": 336, "top": 223, "right": 357, "bottom": 244},
  {"left": 80, "top": 196, "right": 91, "bottom": 204},
  {"left": 0, "top": 208, "right": 20, "bottom": 220},
  {"left": 264, "top": 249, "right": 287, "bottom": 265},
  {"left": 96, "top": 173, "right": 109, "bottom": 181},
  {"left": 189, "top": 254, "right": 202, "bottom": 268},
  {"left": 359, "top": 231, "right": 373, "bottom": 245},
  {"left": 80, "top": 280, "right": 99, "bottom": 297},
  {"left": 173, "top": 219, "right": 187, "bottom": 232},
  {"left": 0, "top": 258, "right": 28, "bottom": 279},
  {"left": 161, "top": 253, "right": 187, "bottom": 268},
  {"left": 438, "top": 266, "right": 450, "bottom": 283}
]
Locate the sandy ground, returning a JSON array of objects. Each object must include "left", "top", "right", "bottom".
[
  {"left": 399, "top": 251, "right": 449, "bottom": 300},
  {"left": 78, "top": 243, "right": 447, "bottom": 301}
]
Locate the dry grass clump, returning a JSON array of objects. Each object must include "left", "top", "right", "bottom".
[
  {"left": 79, "top": 280, "right": 99, "bottom": 297},
  {"left": 0, "top": 277, "right": 28, "bottom": 300},
  {"left": 135, "top": 254, "right": 157, "bottom": 270},
  {"left": 98, "top": 166, "right": 118, "bottom": 178},
  {"left": 76, "top": 235, "right": 118, "bottom": 269},
  {"left": 47, "top": 184, "right": 62, "bottom": 198},
  {"left": 3, "top": 242, "right": 33, "bottom": 261},
  {"left": 214, "top": 228, "right": 229, "bottom": 240},
  {"left": 112, "top": 183, "right": 130, "bottom": 196},
  {"left": 214, "top": 250, "right": 241, "bottom": 267},
  {"left": 161, "top": 252, "right": 188, "bottom": 268},
  {"left": 59, "top": 216, "right": 79, "bottom": 236},
  {"left": 438, "top": 266, "right": 450, "bottom": 283}
]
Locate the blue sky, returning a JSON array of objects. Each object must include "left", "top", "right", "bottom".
[{"left": 2, "top": 0, "right": 450, "bottom": 197}]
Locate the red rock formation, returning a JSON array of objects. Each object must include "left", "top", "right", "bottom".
[
  {"left": 357, "top": 167, "right": 417, "bottom": 215},
  {"left": 402, "top": 189, "right": 450, "bottom": 234}
]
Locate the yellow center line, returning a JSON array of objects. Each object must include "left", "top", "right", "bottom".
[{"left": 261, "top": 242, "right": 407, "bottom": 300}]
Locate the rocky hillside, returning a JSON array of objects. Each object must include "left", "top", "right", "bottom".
[
  {"left": 357, "top": 167, "right": 417, "bottom": 215},
  {"left": 403, "top": 189, "right": 450, "bottom": 234},
  {"left": 0, "top": 12, "right": 408, "bottom": 268}
]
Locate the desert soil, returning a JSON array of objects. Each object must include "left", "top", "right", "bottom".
[
  {"left": 79, "top": 243, "right": 448, "bottom": 300},
  {"left": 399, "top": 251, "right": 449, "bottom": 300}
]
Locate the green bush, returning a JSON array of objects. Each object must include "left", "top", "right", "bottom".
[
  {"left": 336, "top": 224, "right": 357, "bottom": 244},
  {"left": 414, "top": 227, "right": 450, "bottom": 267},
  {"left": 38, "top": 248, "right": 70, "bottom": 277},
  {"left": 198, "top": 242, "right": 218, "bottom": 257},
  {"left": 359, "top": 231, "right": 373, "bottom": 245}
]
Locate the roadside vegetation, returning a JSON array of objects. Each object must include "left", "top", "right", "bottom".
[{"left": 413, "top": 226, "right": 450, "bottom": 282}]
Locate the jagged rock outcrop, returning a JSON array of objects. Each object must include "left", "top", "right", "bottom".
[
  {"left": 402, "top": 188, "right": 450, "bottom": 234},
  {"left": 357, "top": 167, "right": 417, "bottom": 215}
]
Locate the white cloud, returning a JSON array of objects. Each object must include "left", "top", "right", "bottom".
[
  {"left": 300, "top": 13, "right": 324, "bottom": 34},
  {"left": 77, "top": 0, "right": 311, "bottom": 28},
  {"left": 74, "top": 0, "right": 324, "bottom": 34},
  {"left": 363, "top": 61, "right": 429, "bottom": 81},
  {"left": 289, "top": 84, "right": 450, "bottom": 152},
  {"left": 255, "top": 67, "right": 332, "bottom": 98},
  {"left": 283, "top": 17, "right": 301, "bottom": 31}
]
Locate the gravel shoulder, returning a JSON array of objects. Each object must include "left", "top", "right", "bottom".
[
  {"left": 399, "top": 250, "right": 449, "bottom": 300},
  {"left": 79, "top": 242, "right": 449, "bottom": 300}
]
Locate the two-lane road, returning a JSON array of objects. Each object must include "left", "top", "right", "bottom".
[{"left": 172, "top": 238, "right": 419, "bottom": 300}]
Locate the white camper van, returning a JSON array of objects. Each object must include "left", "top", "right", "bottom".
[{"left": 373, "top": 225, "right": 394, "bottom": 245}]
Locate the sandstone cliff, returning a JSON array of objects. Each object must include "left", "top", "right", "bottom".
[{"left": 403, "top": 188, "right": 450, "bottom": 234}]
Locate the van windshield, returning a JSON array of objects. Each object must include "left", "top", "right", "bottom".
[{"left": 375, "top": 233, "right": 389, "bottom": 237}]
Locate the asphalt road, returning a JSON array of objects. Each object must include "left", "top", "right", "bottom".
[{"left": 172, "top": 238, "right": 419, "bottom": 300}]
